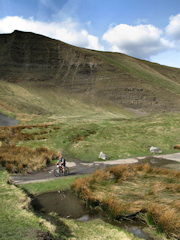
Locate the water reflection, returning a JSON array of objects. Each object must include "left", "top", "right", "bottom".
[
  {"left": 140, "top": 157, "right": 179, "bottom": 168},
  {"left": 31, "top": 191, "right": 154, "bottom": 240},
  {"left": 31, "top": 191, "right": 89, "bottom": 219}
]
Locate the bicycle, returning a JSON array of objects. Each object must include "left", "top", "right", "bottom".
[{"left": 54, "top": 164, "right": 70, "bottom": 177}]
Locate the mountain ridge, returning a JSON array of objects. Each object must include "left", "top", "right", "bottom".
[{"left": 0, "top": 30, "right": 180, "bottom": 114}]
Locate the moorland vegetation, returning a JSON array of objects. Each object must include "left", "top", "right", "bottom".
[
  {"left": 72, "top": 164, "right": 180, "bottom": 239},
  {"left": 0, "top": 30, "right": 180, "bottom": 239}
]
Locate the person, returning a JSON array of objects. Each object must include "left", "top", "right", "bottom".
[{"left": 56, "top": 155, "right": 66, "bottom": 173}]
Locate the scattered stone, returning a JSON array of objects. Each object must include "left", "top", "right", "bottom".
[
  {"left": 150, "top": 146, "right": 162, "bottom": 153},
  {"left": 98, "top": 152, "right": 110, "bottom": 160}
]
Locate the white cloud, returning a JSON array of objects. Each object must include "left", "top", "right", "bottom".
[
  {"left": 102, "top": 24, "right": 172, "bottom": 59},
  {"left": 0, "top": 16, "right": 104, "bottom": 51},
  {"left": 0, "top": 15, "right": 180, "bottom": 67},
  {"left": 166, "top": 13, "right": 180, "bottom": 40}
]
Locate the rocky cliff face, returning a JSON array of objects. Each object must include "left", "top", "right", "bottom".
[{"left": 0, "top": 30, "right": 180, "bottom": 114}]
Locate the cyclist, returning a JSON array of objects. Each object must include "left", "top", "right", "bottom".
[{"left": 56, "top": 155, "right": 66, "bottom": 173}]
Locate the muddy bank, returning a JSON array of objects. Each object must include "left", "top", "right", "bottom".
[
  {"left": 31, "top": 190, "right": 154, "bottom": 240},
  {"left": 0, "top": 113, "right": 19, "bottom": 126}
]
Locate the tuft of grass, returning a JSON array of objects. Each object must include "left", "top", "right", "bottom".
[
  {"left": 71, "top": 163, "right": 180, "bottom": 239},
  {"left": 92, "top": 169, "right": 111, "bottom": 183},
  {"left": 102, "top": 196, "right": 130, "bottom": 219},
  {"left": 147, "top": 203, "right": 180, "bottom": 238}
]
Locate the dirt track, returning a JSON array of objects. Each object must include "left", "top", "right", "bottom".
[{"left": 10, "top": 153, "right": 180, "bottom": 185}]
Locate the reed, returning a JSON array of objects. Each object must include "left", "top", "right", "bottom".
[
  {"left": 147, "top": 203, "right": 180, "bottom": 238},
  {"left": 92, "top": 169, "right": 111, "bottom": 183},
  {"left": 109, "top": 164, "right": 130, "bottom": 180},
  {"left": 72, "top": 163, "right": 180, "bottom": 239},
  {"left": 102, "top": 197, "right": 129, "bottom": 219},
  {"left": 71, "top": 176, "right": 98, "bottom": 205}
]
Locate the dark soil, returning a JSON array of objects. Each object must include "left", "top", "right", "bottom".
[{"left": 36, "top": 230, "right": 55, "bottom": 240}]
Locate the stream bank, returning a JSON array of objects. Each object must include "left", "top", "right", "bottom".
[{"left": 31, "top": 190, "right": 154, "bottom": 240}]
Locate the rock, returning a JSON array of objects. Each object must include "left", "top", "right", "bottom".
[
  {"left": 98, "top": 152, "right": 110, "bottom": 160},
  {"left": 150, "top": 146, "right": 162, "bottom": 153}
]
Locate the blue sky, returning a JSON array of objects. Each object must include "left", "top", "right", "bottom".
[{"left": 1, "top": 0, "right": 180, "bottom": 68}]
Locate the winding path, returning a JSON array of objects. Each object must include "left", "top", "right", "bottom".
[{"left": 10, "top": 153, "right": 180, "bottom": 185}]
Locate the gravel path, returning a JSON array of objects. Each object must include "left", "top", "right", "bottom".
[{"left": 10, "top": 153, "right": 180, "bottom": 185}]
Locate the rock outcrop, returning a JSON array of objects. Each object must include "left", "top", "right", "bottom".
[{"left": 0, "top": 30, "right": 180, "bottom": 114}]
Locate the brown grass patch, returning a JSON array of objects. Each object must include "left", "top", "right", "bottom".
[
  {"left": 72, "top": 163, "right": 180, "bottom": 238},
  {"left": 147, "top": 203, "right": 180, "bottom": 238},
  {"left": 0, "top": 124, "right": 58, "bottom": 173},
  {"left": 102, "top": 197, "right": 129, "bottom": 218},
  {"left": 148, "top": 182, "right": 166, "bottom": 195},
  {"left": 71, "top": 176, "right": 94, "bottom": 201},
  {"left": 92, "top": 169, "right": 111, "bottom": 183},
  {"left": 109, "top": 164, "right": 135, "bottom": 181}
]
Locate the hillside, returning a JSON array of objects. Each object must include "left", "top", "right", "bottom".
[{"left": 0, "top": 30, "right": 180, "bottom": 115}]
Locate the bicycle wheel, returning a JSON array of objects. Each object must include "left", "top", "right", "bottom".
[
  {"left": 54, "top": 168, "right": 62, "bottom": 177},
  {"left": 64, "top": 167, "right": 69, "bottom": 176}
]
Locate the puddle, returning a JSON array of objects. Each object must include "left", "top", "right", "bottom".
[
  {"left": 139, "top": 157, "right": 179, "bottom": 169},
  {"left": 0, "top": 113, "right": 19, "bottom": 126},
  {"left": 31, "top": 191, "right": 153, "bottom": 240},
  {"left": 31, "top": 191, "right": 89, "bottom": 219}
]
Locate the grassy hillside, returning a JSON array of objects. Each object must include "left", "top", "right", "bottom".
[
  {"left": 0, "top": 79, "right": 180, "bottom": 174},
  {"left": 0, "top": 31, "right": 180, "bottom": 240},
  {"left": 0, "top": 31, "right": 180, "bottom": 170},
  {"left": 0, "top": 30, "right": 180, "bottom": 114}
]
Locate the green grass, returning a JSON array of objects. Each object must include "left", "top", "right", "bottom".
[
  {"left": 20, "top": 174, "right": 86, "bottom": 195},
  {"left": 1, "top": 80, "right": 179, "bottom": 163},
  {"left": 0, "top": 171, "right": 52, "bottom": 240},
  {"left": 0, "top": 80, "right": 179, "bottom": 165},
  {"left": 0, "top": 80, "right": 179, "bottom": 164},
  {"left": 16, "top": 113, "right": 180, "bottom": 162},
  {"left": 97, "top": 52, "right": 180, "bottom": 95}
]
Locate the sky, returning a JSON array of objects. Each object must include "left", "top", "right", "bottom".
[{"left": 1, "top": 0, "right": 180, "bottom": 68}]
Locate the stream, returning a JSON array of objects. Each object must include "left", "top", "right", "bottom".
[
  {"left": 0, "top": 113, "right": 19, "bottom": 126},
  {"left": 31, "top": 191, "right": 154, "bottom": 240}
]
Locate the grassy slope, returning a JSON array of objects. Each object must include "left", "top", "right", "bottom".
[
  {"left": 0, "top": 80, "right": 180, "bottom": 162},
  {"left": 0, "top": 34, "right": 180, "bottom": 240},
  {"left": 0, "top": 171, "right": 52, "bottom": 240}
]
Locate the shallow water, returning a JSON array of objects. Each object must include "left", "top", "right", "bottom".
[
  {"left": 0, "top": 113, "right": 19, "bottom": 126},
  {"left": 31, "top": 191, "right": 154, "bottom": 240},
  {"left": 140, "top": 157, "right": 180, "bottom": 169},
  {"left": 31, "top": 191, "right": 89, "bottom": 218}
]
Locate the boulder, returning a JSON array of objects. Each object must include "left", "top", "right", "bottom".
[
  {"left": 150, "top": 146, "right": 162, "bottom": 153},
  {"left": 98, "top": 152, "right": 110, "bottom": 160}
]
